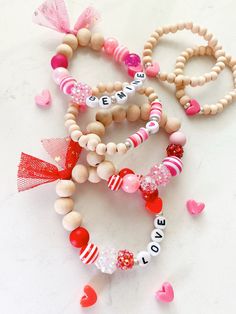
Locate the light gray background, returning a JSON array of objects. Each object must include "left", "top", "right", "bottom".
[{"left": 1, "top": 0, "right": 236, "bottom": 313}]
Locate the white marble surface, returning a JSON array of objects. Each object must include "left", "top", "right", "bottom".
[{"left": 1, "top": 0, "right": 236, "bottom": 313}]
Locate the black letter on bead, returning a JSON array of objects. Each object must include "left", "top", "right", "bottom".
[
  {"left": 101, "top": 97, "right": 109, "bottom": 105},
  {"left": 142, "top": 257, "right": 149, "bottom": 264},
  {"left": 154, "top": 230, "right": 163, "bottom": 239},
  {"left": 116, "top": 91, "right": 127, "bottom": 99},
  {"left": 156, "top": 219, "right": 165, "bottom": 227},
  {"left": 151, "top": 244, "right": 159, "bottom": 253},
  {"left": 88, "top": 96, "right": 96, "bottom": 101}
]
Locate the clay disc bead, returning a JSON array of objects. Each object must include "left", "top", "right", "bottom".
[
  {"left": 111, "top": 105, "right": 127, "bottom": 122},
  {"left": 86, "top": 121, "right": 105, "bottom": 137},
  {"left": 63, "top": 34, "right": 78, "bottom": 51},
  {"left": 127, "top": 104, "right": 141, "bottom": 122},
  {"left": 56, "top": 44, "right": 73, "bottom": 59},
  {"left": 97, "top": 161, "right": 116, "bottom": 180},
  {"left": 88, "top": 167, "right": 101, "bottom": 183},
  {"left": 77, "top": 28, "right": 91, "bottom": 46},
  {"left": 72, "top": 164, "right": 89, "bottom": 183},
  {"left": 54, "top": 198, "right": 74, "bottom": 215},
  {"left": 165, "top": 117, "right": 181, "bottom": 133},
  {"left": 56, "top": 180, "right": 76, "bottom": 197},
  {"left": 86, "top": 151, "right": 105, "bottom": 167},
  {"left": 140, "top": 103, "right": 151, "bottom": 121},
  {"left": 62, "top": 211, "right": 82, "bottom": 231},
  {"left": 96, "top": 110, "right": 113, "bottom": 127},
  {"left": 90, "top": 33, "right": 104, "bottom": 51}
]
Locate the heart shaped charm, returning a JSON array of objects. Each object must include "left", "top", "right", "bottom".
[
  {"left": 185, "top": 99, "right": 201, "bottom": 116},
  {"left": 145, "top": 196, "right": 163, "bottom": 214},
  {"left": 186, "top": 199, "right": 205, "bottom": 216},
  {"left": 146, "top": 62, "right": 160, "bottom": 77},
  {"left": 80, "top": 285, "right": 97, "bottom": 308},
  {"left": 155, "top": 282, "right": 174, "bottom": 303},
  {"left": 128, "top": 64, "right": 143, "bottom": 77},
  {"left": 35, "top": 89, "right": 51, "bottom": 108}
]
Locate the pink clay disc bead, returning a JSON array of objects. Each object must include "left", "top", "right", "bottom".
[
  {"left": 122, "top": 174, "right": 140, "bottom": 193},
  {"left": 169, "top": 131, "right": 187, "bottom": 146},
  {"left": 51, "top": 54, "right": 68, "bottom": 69},
  {"left": 104, "top": 37, "right": 119, "bottom": 55},
  {"left": 52, "top": 67, "right": 69, "bottom": 85}
]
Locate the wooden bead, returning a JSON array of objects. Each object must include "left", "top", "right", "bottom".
[
  {"left": 65, "top": 119, "right": 76, "bottom": 128},
  {"left": 62, "top": 211, "right": 82, "bottom": 231},
  {"left": 165, "top": 117, "right": 181, "bottom": 133},
  {"left": 69, "top": 124, "right": 80, "bottom": 134},
  {"left": 97, "top": 161, "right": 116, "bottom": 180},
  {"left": 77, "top": 28, "right": 91, "bottom": 46},
  {"left": 96, "top": 110, "right": 113, "bottom": 127},
  {"left": 140, "top": 103, "right": 151, "bottom": 121},
  {"left": 111, "top": 105, "right": 126, "bottom": 122},
  {"left": 54, "top": 198, "right": 74, "bottom": 215},
  {"left": 159, "top": 112, "right": 167, "bottom": 127},
  {"left": 96, "top": 143, "right": 107, "bottom": 155},
  {"left": 72, "top": 164, "right": 88, "bottom": 183},
  {"left": 145, "top": 87, "right": 154, "bottom": 96},
  {"left": 106, "top": 82, "right": 114, "bottom": 93},
  {"left": 71, "top": 130, "right": 82, "bottom": 142},
  {"left": 63, "top": 34, "right": 78, "bottom": 51},
  {"left": 64, "top": 113, "right": 76, "bottom": 121},
  {"left": 86, "top": 121, "right": 105, "bottom": 137},
  {"left": 56, "top": 44, "right": 73, "bottom": 59},
  {"left": 114, "top": 81, "right": 122, "bottom": 91},
  {"left": 117, "top": 143, "right": 127, "bottom": 154},
  {"left": 127, "top": 104, "right": 141, "bottom": 122},
  {"left": 56, "top": 180, "right": 76, "bottom": 197},
  {"left": 106, "top": 142, "right": 117, "bottom": 155},
  {"left": 88, "top": 166, "right": 101, "bottom": 183},
  {"left": 78, "top": 135, "right": 89, "bottom": 148},
  {"left": 148, "top": 93, "right": 158, "bottom": 102},
  {"left": 87, "top": 134, "right": 101, "bottom": 151},
  {"left": 86, "top": 151, "right": 105, "bottom": 167},
  {"left": 67, "top": 105, "right": 78, "bottom": 116},
  {"left": 90, "top": 33, "right": 104, "bottom": 51},
  {"left": 97, "top": 82, "right": 106, "bottom": 93}
]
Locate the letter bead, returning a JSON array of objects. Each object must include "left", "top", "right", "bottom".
[
  {"left": 123, "top": 84, "right": 136, "bottom": 96},
  {"left": 137, "top": 251, "right": 151, "bottom": 267},
  {"left": 146, "top": 120, "right": 160, "bottom": 134},
  {"left": 86, "top": 95, "right": 99, "bottom": 108},
  {"left": 151, "top": 228, "right": 164, "bottom": 243},
  {"left": 131, "top": 80, "right": 143, "bottom": 90},
  {"left": 147, "top": 242, "right": 161, "bottom": 256},
  {"left": 115, "top": 91, "right": 128, "bottom": 104},
  {"left": 134, "top": 71, "right": 146, "bottom": 81},
  {"left": 99, "top": 95, "right": 112, "bottom": 108},
  {"left": 154, "top": 216, "right": 167, "bottom": 229}
]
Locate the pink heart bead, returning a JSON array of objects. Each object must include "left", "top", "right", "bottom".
[
  {"left": 127, "top": 64, "right": 143, "bottom": 77},
  {"left": 185, "top": 99, "right": 201, "bottom": 116},
  {"left": 35, "top": 89, "right": 51, "bottom": 108},
  {"left": 155, "top": 282, "right": 174, "bottom": 303},
  {"left": 146, "top": 62, "right": 160, "bottom": 77},
  {"left": 186, "top": 199, "right": 205, "bottom": 215}
]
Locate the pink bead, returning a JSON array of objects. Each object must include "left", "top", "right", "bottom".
[
  {"left": 121, "top": 174, "right": 140, "bottom": 193},
  {"left": 52, "top": 67, "right": 70, "bottom": 85},
  {"left": 104, "top": 37, "right": 119, "bottom": 55},
  {"left": 145, "top": 62, "right": 160, "bottom": 77},
  {"left": 169, "top": 131, "right": 187, "bottom": 146},
  {"left": 51, "top": 54, "right": 68, "bottom": 69},
  {"left": 124, "top": 53, "right": 141, "bottom": 67},
  {"left": 127, "top": 64, "right": 143, "bottom": 77}
]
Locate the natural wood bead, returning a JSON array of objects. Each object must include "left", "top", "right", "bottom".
[
  {"left": 62, "top": 211, "right": 82, "bottom": 231},
  {"left": 88, "top": 167, "right": 101, "bottom": 183},
  {"left": 203, "top": 104, "right": 211, "bottom": 115},
  {"left": 185, "top": 21, "right": 193, "bottom": 29},
  {"left": 199, "top": 27, "right": 207, "bottom": 36},
  {"left": 67, "top": 105, "right": 79, "bottom": 116},
  {"left": 86, "top": 121, "right": 105, "bottom": 137},
  {"left": 159, "top": 72, "right": 168, "bottom": 81},
  {"left": 159, "top": 112, "right": 167, "bottom": 127},
  {"left": 97, "top": 82, "right": 106, "bottom": 93},
  {"left": 176, "top": 89, "right": 185, "bottom": 99},
  {"left": 127, "top": 104, "right": 141, "bottom": 122},
  {"left": 65, "top": 119, "right": 76, "bottom": 128},
  {"left": 167, "top": 73, "right": 176, "bottom": 83},
  {"left": 64, "top": 113, "right": 76, "bottom": 121},
  {"left": 106, "top": 82, "right": 114, "bottom": 93},
  {"left": 72, "top": 164, "right": 88, "bottom": 184},
  {"left": 111, "top": 105, "right": 126, "bottom": 122},
  {"left": 54, "top": 198, "right": 74, "bottom": 215},
  {"left": 143, "top": 56, "right": 152, "bottom": 63},
  {"left": 210, "top": 71, "right": 218, "bottom": 81},
  {"left": 174, "top": 68, "right": 183, "bottom": 76},
  {"left": 148, "top": 93, "right": 158, "bottom": 102},
  {"left": 56, "top": 44, "right": 73, "bottom": 59},
  {"left": 225, "top": 94, "right": 233, "bottom": 103},
  {"left": 180, "top": 95, "right": 190, "bottom": 105},
  {"left": 90, "top": 33, "right": 104, "bottom": 51},
  {"left": 177, "top": 22, "right": 185, "bottom": 30},
  {"left": 71, "top": 130, "right": 82, "bottom": 142},
  {"left": 63, "top": 34, "right": 78, "bottom": 51},
  {"left": 210, "top": 104, "right": 218, "bottom": 115},
  {"left": 78, "top": 135, "right": 89, "bottom": 147},
  {"left": 143, "top": 49, "right": 152, "bottom": 56},
  {"left": 140, "top": 103, "right": 151, "bottom": 121},
  {"left": 219, "top": 98, "right": 228, "bottom": 106},
  {"left": 144, "top": 42, "right": 153, "bottom": 49},
  {"left": 92, "top": 87, "right": 99, "bottom": 96},
  {"left": 106, "top": 142, "right": 117, "bottom": 155},
  {"left": 217, "top": 103, "right": 224, "bottom": 112},
  {"left": 116, "top": 143, "right": 127, "bottom": 155},
  {"left": 69, "top": 124, "right": 80, "bottom": 134},
  {"left": 165, "top": 117, "right": 181, "bottom": 133},
  {"left": 86, "top": 152, "right": 105, "bottom": 167},
  {"left": 56, "top": 180, "right": 76, "bottom": 197},
  {"left": 97, "top": 161, "right": 116, "bottom": 180},
  {"left": 87, "top": 134, "right": 101, "bottom": 151},
  {"left": 148, "top": 37, "right": 157, "bottom": 45},
  {"left": 190, "top": 77, "right": 199, "bottom": 87},
  {"left": 156, "top": 27, "right": 164, "bottom": 35},
  {"left": 114, "top": 81, "right": 122, "bottom": 91},
  {"left": 145, "top": 87, "right": 155, "bottom": 96},
  {"left": 96, "top": 143, "right": 107, "bottom": 155},
  {"left": 96, "top": 110, "right": 113, "bottom": 127},
  {"left": 77, "top": 28, "right": 91, "bottom": 46}
]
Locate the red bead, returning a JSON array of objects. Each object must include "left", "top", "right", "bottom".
[
  {"left": 69, "top": 227, "right": 90, "bottom": 248},
  {"left": 141, "top": 188, "right": 158, "bottom": 201},
  {"left": 80, "top": 243, "right": 99, "bottom": 264},
  {"left": 108, "top": 174, "right": 123, "bottom": 191},
  {"left": 145, "top": 196, "right": 163, "bottom": 214},
  {"left": 119, "top": 168, "right": 134, "bottom": 178},
  {"left": 51, "top": 54, "right": 68, "bottom": 69},
  {"left": 116, "top": 250, "right": 134, "bottom": 270},
  {"left": 166, "top": 144, "right": 184, "bottom": 158}
]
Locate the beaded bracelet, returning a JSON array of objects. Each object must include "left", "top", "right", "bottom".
[
  {"left": 142, "top": 22, "right": 226, "bottom": 87},
  {"left": 175, "top": 46, "right": 236, "bottom": 116}
]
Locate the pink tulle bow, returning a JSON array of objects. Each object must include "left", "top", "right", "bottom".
[{"left": 33, "top": 0, "right": 99, "bottom": 34}]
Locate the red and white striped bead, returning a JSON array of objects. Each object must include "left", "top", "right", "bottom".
[
  {"left": 127, "top": 127, "right": 149, "bottom": 148},
  {"left": 79, "top": 243, "right": 99, "bottom": 265},
  {"left": 162, "top": 156, "right": 183, "bottom": 176},
  {"left": 113, "top": 45, "right": 129, "bottom": 63},
  {"left": 149, "top": 100, "right": 162, "bottom": 121},
  {"left": 59, "top": 76, "right": 77, "bottom": 95},
  {"left": 108, "top": 174, "right": 123, "bottom": 191}
]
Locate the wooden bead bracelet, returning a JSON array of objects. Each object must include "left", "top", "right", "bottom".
[
  {"left": 175, "top": 46, "right": 236, "bottom": 116},
  {"left": 142, "top": 22, "right": 226, "bottom": 87}
]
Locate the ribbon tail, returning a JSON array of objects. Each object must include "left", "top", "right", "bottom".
[{"left": 73, "top": 6, "right": 100, "bottom": 33}]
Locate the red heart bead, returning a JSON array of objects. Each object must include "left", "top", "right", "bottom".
[
  {"left": 145, "top": 197, "right": 163, "bottom": 214},
  {"left": 80, "top": 285, "right": 97, "bottom": 308}
]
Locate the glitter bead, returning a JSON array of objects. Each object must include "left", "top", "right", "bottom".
[
  {"left": 166, "top": 144, "right": 184, "bottom": 158},
  {"left": 150, "top": 164, "right": 171, "bottom": 186},
  {"left": 124, "top": 53, "right": 141, "bottom": 67},
  {"left": 119, "top": 168, "right": 134, "bottom": 178},
  {"left": 117, "top": 250, "right": 134, "bottom": 270},
  {"left": 141, "top": 187, "right": 158, "bottom": 201},
  {"left": 140, "top": 175, "right": 158, "bottom": 193},
  {"left": 121, "top": 174, "right": 140, "bottom": 193},
  {"left": 95, "top": 248, "right": 117, "bottom": 274},
  {"left": 71, "top": 82, "right": 92, "bottom": 105}
]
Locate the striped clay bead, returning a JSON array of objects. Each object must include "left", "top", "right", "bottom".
[
  {"left": 79, "top": 243, "right": 99, "bottom": 265},
  {"left": 108, "top": 174, "right": 123, "bottom": 191},
  {"left": 149, "top": 100, "right": 162, "bottom": 121},
  {"left": 113, "top": 45, "right": 130, "bottom": 63},
  {"left": 127, "top": 127, "right": 149, "bottom": 148},
  {"left": 162, "top": 156, "right": 183, "bottom": 176},
  {"left": 60, "top": 76, "right": 77, "bottom": 95}
]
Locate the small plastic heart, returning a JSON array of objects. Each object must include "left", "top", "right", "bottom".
[
  {"left": 155, "top": 282, "right": 174, "bottom": 303},
  {"left": 35, "top": 89, "right": 51, "bottom": 108},
  {"left": 80, "top": 285, "right": 97, "bottom": 308}
]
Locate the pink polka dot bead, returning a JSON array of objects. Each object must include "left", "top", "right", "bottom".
[
  {"left": 122, "top": 174, "right": 140, "bottom": 193},
  {"left": 51, "top": 54, "right": 68, "bottom": 69},
  {"left": 169, "top": 131, "right": 187, "bottom": 146},
  {"left": 162, "top": 156, "right": 183, "bottom": 177},
  {"left": 104, "top": 37, "right": 119, "bottom": 55},
  {"left": 52, "top": 67, "right": 69, "bottom": 85}
]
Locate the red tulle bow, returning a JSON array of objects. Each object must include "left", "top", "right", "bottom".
[{"left": 17, "top": 138, "right": 82, "bottom": 192}]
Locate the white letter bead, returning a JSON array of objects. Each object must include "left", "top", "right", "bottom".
[
  {"left": 99, "top": 95, "right": 112, "bottom": 108},
  {"left": 151, "top": 228, "right": 164, "bottom": 243},
  {"left": 137, "top": 251, "right": 151, "bottom": 267},
  {"left": 123, "top": 85, "right": 136, "bottom": 96},
  {"left": 131, "top": 80, "right": 143, "bottom": 90},
  {"left": 86, "top": 95, "right": 99, "bottom": 108},
  {"left": 134, "top": 71, "right": 146, "bottom": 81},
  {"left": 154, "top": 216, "right": 167, "bottom": 229},
  {"left": 146, "top": 120, "right": 159, "bottom": 134},
  {"left": 115, "top": 91, "right": 128, "bottom": 104},
  {"left": 147, "top": 242, "right": 161, "bottom": 257}
]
